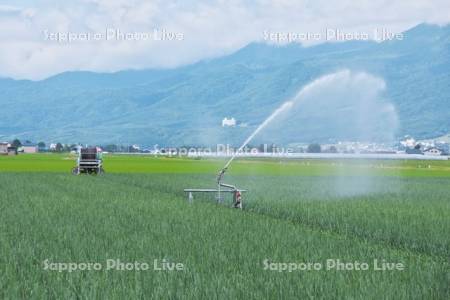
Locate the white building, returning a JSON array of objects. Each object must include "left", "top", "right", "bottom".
[
  {"left": 21, "top": 142, "right": 38, "bottom": 153},
  {"left": 222, "top": 117, "right": 236, "bottom": 127},
  {"left": 0, "top": 142, "right": 9, "bottom": 154},
  {"left": 424, "top": 148, "right": 442, "bottom": 156}
]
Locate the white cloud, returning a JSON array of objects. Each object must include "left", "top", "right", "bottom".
[
  {"left": 0, "top": 4, "right": 22, "bottom": 13},
  {"left": 0, "top": 0, "right": 449, "bottom": 80}
]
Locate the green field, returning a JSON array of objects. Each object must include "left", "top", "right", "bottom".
[{"left": 1, "top": 154, "right": 449, "bottom": 299}]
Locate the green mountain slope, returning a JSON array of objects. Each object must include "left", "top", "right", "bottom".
[{"left": 0, "top": 23, "right": 449, "bottom": 145}]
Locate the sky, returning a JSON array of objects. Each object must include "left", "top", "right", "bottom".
[{"left": 0, "top": 0, "right": 449, "bottom": 80}]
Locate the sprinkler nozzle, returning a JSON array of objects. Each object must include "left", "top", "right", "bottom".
[{"left": 217, "top": 167, "right": 227, "bottom": 184}]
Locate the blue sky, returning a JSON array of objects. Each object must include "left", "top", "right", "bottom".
[{"left": 0, "top": 0, "right": 449, "bottom": 80}]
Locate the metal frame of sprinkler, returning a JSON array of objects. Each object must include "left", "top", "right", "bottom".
[
  {"left": 184, "top": 159, "right": 246, "bottom": 209},
  {"left": 216, "top": 166, "right": 244, "bottom": 208}
]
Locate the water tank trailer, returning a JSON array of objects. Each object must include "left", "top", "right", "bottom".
[{"left": 72, "top": 147, "right": 105, "bottom": 175}]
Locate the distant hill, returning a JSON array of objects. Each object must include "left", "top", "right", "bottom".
[{"left": 0, "top": 23, "right": 449, "bottom": 146}]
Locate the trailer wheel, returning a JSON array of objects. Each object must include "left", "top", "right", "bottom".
[
  {"left": 71, "top": 167, "right": 80, "bottom": 175},
  {"left": 97, "top": 167, "right": 105, "bottom": 175}
]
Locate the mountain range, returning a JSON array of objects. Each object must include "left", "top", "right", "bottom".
[{"left": 0, "top": 23, "right": 449, "bottom": 146}]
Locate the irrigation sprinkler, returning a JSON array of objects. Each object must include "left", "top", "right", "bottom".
[
  {"left": 183, "top": 163, "right": 246, "bottom": 208},
  {"left": 216, "top": 166, "right": 243, "bottom": 208},
  {"left": 183, "top": 166, "right": 245, "bottom": 208},
  {"left": 183, "top": 148, "right": 247, "bottom": 208}
]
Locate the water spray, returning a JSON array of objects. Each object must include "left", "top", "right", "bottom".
[
  {"left": 216, "top": 101, "right": 294, "bottom": 183},
  {"left": 185, "top": 70, "right": 398, "bottom": 207}
]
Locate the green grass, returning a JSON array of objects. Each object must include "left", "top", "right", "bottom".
[
  {"left": 1, "top": 153, "right": 450, "bottom": 177},
  {"left": 0, "top": 154, "right": 449, "bottom": 299}
]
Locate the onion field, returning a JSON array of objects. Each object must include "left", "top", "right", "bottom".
[{"left": 0, "top": 154, "right": 449, "bottom": 299}]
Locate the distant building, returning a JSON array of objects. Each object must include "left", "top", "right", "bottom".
[
  {"left": 435, "top": 142, "right": 449, "bottom": 154},
  {"left": 0, "top": 142, "right": 8, "bottom": 155},
  {"left": 21, "top": 142, "right": 38, "bottom": 153},
  {"left": 0, "top": 142, "right": 17, "bottom": 155},
  {"left": 8, "top": 147, "right": 17, "bottom": 155},
  {"left": 222, "top": 117, "right": 236, "bottom": 127},
  {"left": 424, "top": 148, "right": 442, "bottom": 156}
]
